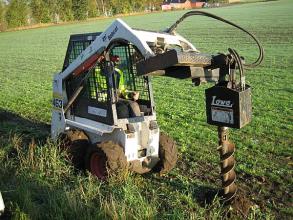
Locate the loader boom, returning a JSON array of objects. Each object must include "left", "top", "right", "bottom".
[{"left": 58, "top": 19, "right": 197, "bottom": 81}]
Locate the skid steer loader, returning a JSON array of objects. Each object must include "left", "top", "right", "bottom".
[{"left": 51, "top": 11, "right": 263, "bottom": 201}]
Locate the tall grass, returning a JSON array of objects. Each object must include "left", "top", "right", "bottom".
[
  {"left": 0, "top": 135, "right": 160, "bottom": 219},
  {"left": 0, "top": 134, "right": 273, "bottom": 219}
]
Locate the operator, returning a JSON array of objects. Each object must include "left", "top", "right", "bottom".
[
  {"left": 110, "top": 55, "right": 141, "bottom": 118},
  {"left": 110, "top": 55, "right": 127, "bottom": 98},
  {"left": 93, "top": 55, "right": 127, "bottom": 101},
  {"left": 95, "top": 55, "right": 141, "bottom": 118}
]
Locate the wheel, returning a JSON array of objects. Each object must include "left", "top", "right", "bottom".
[
  {"left": 60, "top": 130, "right": 89, "bottom": 170},
  {"left": 85, "top": 141, "right": 127, "bottom": 179},
  {"left": 154, "top": 132, "right": 178, "bottom": 175}
]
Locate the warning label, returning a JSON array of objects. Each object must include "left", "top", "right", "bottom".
[{"left": 211, "top": 107, "right": 234, "bottom": 124}]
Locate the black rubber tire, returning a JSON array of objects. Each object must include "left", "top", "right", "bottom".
[
  {"left": 153, "top": 132, "right": 178, "bottom": 175},
  {"left": 60, "top": 130, "right": 89, "bottom": 170},
  {"left": 85, "top": 141, "right": 127, "bottom": 179}
]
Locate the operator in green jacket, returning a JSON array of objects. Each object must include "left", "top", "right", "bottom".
[{"left": 95, "top": 55, "right": 141, "bottom": 118}]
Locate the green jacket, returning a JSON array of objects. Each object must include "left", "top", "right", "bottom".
[{"left": 94, "top": 67, "right": 126, "bottom": 96}]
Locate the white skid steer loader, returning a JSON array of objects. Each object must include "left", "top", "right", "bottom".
[
  {"left": 51, "top": 11, "right": 263, "bottom": 201},
  {"left": 51, "top": 18, "right": 183, "bottom": 176}
]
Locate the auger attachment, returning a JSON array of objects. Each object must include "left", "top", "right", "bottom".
[
  {"left": 204, "top": 47, "right": 255, "bottom": 201},
  {"left": 217, "top": 127, "right": 237, "bottom": 201}
]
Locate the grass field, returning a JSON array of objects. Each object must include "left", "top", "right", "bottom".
[{"left": 0, "top": 0, "right": 292, "bottom": 219}]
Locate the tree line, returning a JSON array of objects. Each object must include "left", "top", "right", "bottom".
[{"left": 0, "top": 0, "right": 162, "bottom": 31}]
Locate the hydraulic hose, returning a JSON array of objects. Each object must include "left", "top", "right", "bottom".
[{"left": 166, "top": 10, "right": 264, "bottom": 68}]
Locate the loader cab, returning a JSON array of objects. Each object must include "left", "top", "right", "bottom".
[{"left": 63, "top": 33, "right": 155, "bottom": 126}]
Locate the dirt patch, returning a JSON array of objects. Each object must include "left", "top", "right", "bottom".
[
  {"left": 229, "top": 188, "right": 253, "bottom": 218},
  {"left": 177, "top": 156, "right": 218, "bottom": 185},
  {"left": 177, "top": 148, "right": 292, "bottom": 218},
  {"left": 177, "top": 155, "right": 256, "bottom": 217}
]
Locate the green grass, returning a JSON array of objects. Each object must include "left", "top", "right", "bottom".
[{"left": 0, "top": 0, "right": 292, "bottom": 219}]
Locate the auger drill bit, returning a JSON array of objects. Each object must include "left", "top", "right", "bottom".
[{"left": 217, "top": 127, "right": 237, "bottom": 201}]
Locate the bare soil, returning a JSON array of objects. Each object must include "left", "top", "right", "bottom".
[{"left": 229, "top": 188, "right": 253, "bottom": 218}]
